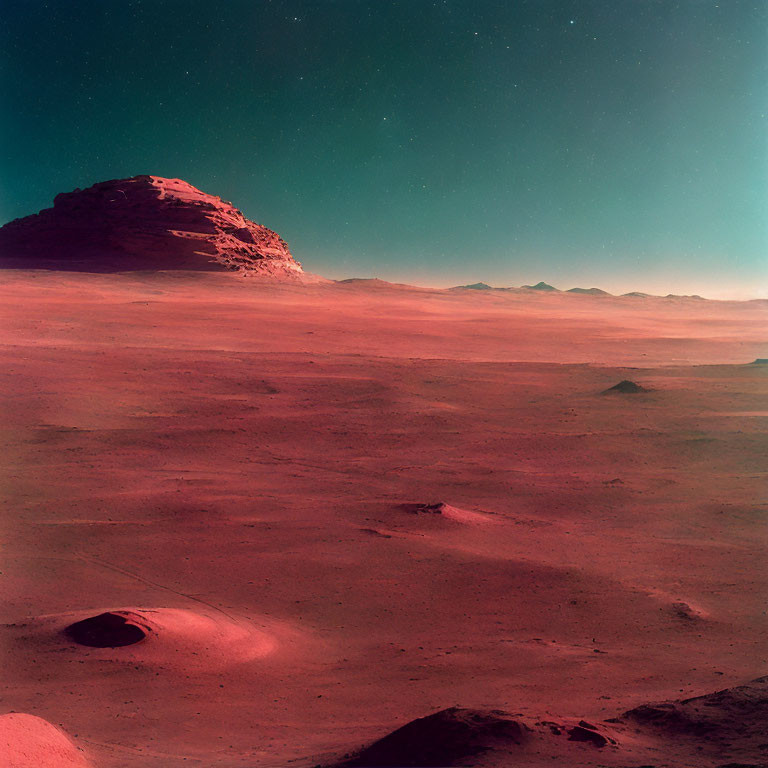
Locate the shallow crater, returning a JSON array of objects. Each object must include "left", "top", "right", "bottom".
[{"left": 65, "top": 611, "right": 149, "bottom": 647}]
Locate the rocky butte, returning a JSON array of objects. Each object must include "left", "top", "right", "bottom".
[{"left": 0, "top": 175, "right": 306, "bottom": 278}]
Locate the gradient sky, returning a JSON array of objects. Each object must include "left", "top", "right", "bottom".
[{"left": 1, "top": 0, "right": 766, "bottom": 296}]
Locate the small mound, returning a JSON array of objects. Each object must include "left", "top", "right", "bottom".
[
  {"left": 405, "top": 502, "right": 495, "bottom": 525},
  {"left": 340, "top": 707, "right": 529, "bottom": 767},
  {"left": 409, "top": 502, "right": 451, "bottom": 515},
  {"left": 671, "top": 600, "right": 706, "bottom": 621},
  {"left": 0, "top": 713, "right": 92, "bottom": 767},
  {"left": 602, "top": 380, "right": 648, "bottom": 394},
  {"left": 65, "top": 611, "right": 148, "bottom": 647}
]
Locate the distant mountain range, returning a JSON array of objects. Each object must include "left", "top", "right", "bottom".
[{"left": 450, "top": 282, "right": 708, "bottom": 299}]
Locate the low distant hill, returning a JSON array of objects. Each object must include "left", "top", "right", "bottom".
[
  {"left": 336, "top": 278, "right": 423, "bottom": 291},
  {"left": 453, "top": 282, "right": 494, "bottom": 290},
  {"left": 566, "top": 287, "right": 611, "bottom": 296},
  {"left": 521, "top": 281, "right": 558, "bottom": 291}
]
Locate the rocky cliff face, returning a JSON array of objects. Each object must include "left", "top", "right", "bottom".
[{"left": 0, "top": 175, "right": 305, "bottom": 277}]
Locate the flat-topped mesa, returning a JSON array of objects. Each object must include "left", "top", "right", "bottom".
[{"left": 0, "top": 175, "right": 305, "bottom": 277}]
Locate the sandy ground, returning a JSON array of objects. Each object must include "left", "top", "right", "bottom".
[{"left": 1, "top": 270, "right": 766, "bottom": 767}]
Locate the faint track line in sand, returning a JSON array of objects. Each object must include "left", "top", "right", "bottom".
[
  {"left": 78, "top": 736, "right": 206, "bottom": 763},
  {"left": 76, "top": 554, "right": 239, "bottom": 621}
]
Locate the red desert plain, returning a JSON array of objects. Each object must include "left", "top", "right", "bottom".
[{"left": 1, "top": 178, "right": 767, "bottom": 768}]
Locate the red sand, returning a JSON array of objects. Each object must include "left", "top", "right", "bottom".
[
  {"left": 0, "top": 713, "right": 92, "bottom": 768},
  {"left": 1, "top": 270, "right": 766, "bottom": 767}
]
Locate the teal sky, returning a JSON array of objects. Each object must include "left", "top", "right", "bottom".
[{"left": 1, "top": 1, "right": 766, "bottom": 297}]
